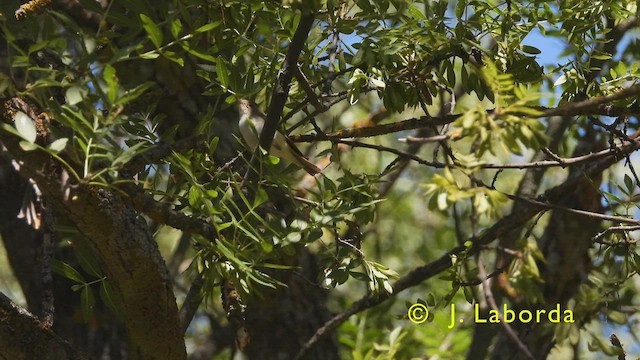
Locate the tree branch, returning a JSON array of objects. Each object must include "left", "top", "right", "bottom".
[
  {"left": 0, "top": 291, "right": 87, "bottom": 359},
  {"left": 330, "top": 136, "right": 640, "bottom": 172},
  {"left": 245, "top": 13, "right": 316, "bottom": 183},
  {"left": 119, "top": 181, "right": 217, "bottom": 240},
  {"left": 291, "top": 84, "right": 640, "bottom": 143},
  {"left": 542, "top": 84, "right": 640, "bottom": 117},
  {"left": 291, "top": 114, "right": 457, "bottom": 142}
]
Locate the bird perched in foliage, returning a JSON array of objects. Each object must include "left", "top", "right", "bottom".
[{"left": 238, "top": 99, "right": 321, "bottom": 175}]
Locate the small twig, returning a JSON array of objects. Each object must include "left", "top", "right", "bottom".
[
  {"left": 479, "top": 144, "right": 640, "bottom": 169},
  {"left": 334, "top": 139, "right": 446, "bottom": 168},
  {"left": 457, "top": 263, "right": 509, "bottom": 286},
  {"left": 330, "top": 136, "right": 640, "bottom": 173},
  {"left": 491, "top": 169, "right": 503, "bottom": 188},
  {"left": 508, "top": 193, "right": 640, "bottom": 225},
  {"left": 323, "top": 29, "right": 340, "bottom": 94},
  {"left": 400, "top": 133, "right": 463, "bottom": 143},
  {"left": 294, "top": 66, "right": 325, "bottom": 111},
  {"left": 471, "top": 176, "right": 640, "bottom": 226},
  {"left": 543, "top": 84, "right": 640, "bottom": 117},
  {"left": 591, "top": 225, "right": 640, "bottom": 243},
  {"left": 294, "top": 127, "right": 640, "bottom": 172},
  {"left": 624, "top": 155, "right": 640, "bottom": 186},
  {"left": 590, "top": 116, "right": 635, "bottom": 142},
  {"left": 479, "top": 244, "right": 522, "bottom": 256},
  {"left": 540, "top": 147, "right": 565, "bottom": 164},
  {"left": 477, "top": 257, "right": 535, "bottom": 360},
  {"left": 213, "top": 153, "right": 242, "bottom": 176}
]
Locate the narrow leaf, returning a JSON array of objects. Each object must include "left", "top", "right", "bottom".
[
  {"left": 140, "top": 14, "right": 163, "bottom": 48},
  {"left": 52, "top": 260, "right": 86, "bottom": 283}
]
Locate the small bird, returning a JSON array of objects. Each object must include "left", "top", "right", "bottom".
[{"left": 238, "top": 99, "right": 321, "bottom": 175}]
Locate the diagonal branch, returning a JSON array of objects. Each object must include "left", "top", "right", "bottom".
[
  {"left": 291, "top": 84, "right": 640, "bottom": 143},
  {"left": 119, "top": 181, "right": 217, "bottom": 240},
  {"left": 291, "top": 114, "right": 457, "bottom": 142},
  {"left": 245, "top": 13, "right": 316, "bottom": 183},
  {"left": 542, "top": 84, "right": 640, "bottom": 117},
  {"left": 0, "top": 291, "right": 87, "bottom": 359}
]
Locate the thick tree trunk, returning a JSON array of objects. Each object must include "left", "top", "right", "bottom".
[
  {"left": 489, "top": 130, "right": 604, "bottom": 359},
  {"left": 244, "top": 250, "right": 339, "bottom": 360}
]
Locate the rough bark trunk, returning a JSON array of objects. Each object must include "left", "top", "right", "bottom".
[{"left": 489, "top": 129, "right": 604, "bottom": 360}]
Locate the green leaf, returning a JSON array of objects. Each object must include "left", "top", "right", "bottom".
[
  {"left": 182, "top": 42, "right": 217, "bottom": 62},
  {"left": 13, "top": 111, "right": 37, "bottom": 143},
  {"left": 521, "top": 45, "right": 541, "bottom": 55},
  {"left": 607, "top": 310, "right": 627, "bottom": 324},
  {"left": 624, "top": 174, "right": 634, "bottom": 194},
  {"left": 112, "top": 142, "right": 147, "bottom": 167},
  {"left": 308, "top": 228, "right": 323, "bottom": 242},
  {"left": 267, "top": 155, "right": 281, "bottom": 165},
  {"left": 160, "top": 50, "right": 184, "bottom": 66},
  {"left": 65, "top": 85, "right": 88, "bottom": 105},
  {"left": 189, "top": 185, "right": 201, "bottom": 207},
  {"left": 19, "top": 141, "right": 39, "bottom": 152},
  {"left": 103, "top": 64, "right": 119, "bottom": 105},
  {"left": 170, "top": 19, "right": 182, "bottom": 38},
  {"left": 426, "top": 293, "right": 436, "bottom": 307},
  {"left": 73, "top": 241, "right": 103, "bottom": 278},
  {"left": 115, "top": 82, "right": 154, "bottom": 106},
  {"left": 455, "top": 0, "right": 466, "bottom": 18},
  {"left": 215, "top": 57, "right": 229, "bottom": 89},
  {"left": 195, "top": 21, "right": 221, "bottom": 33},
  {"left": 139, "top": 52, "right": 160, "bottom": 59},
  {"left": 351, "top": 48, "right": 365, "bottom": 65},
  {"left": 259, "top": 263, "right": 296, "bottom": 270},
  {"left": 408, "top": 4, "right": 427, "bottom": 21},
  {"left": 140, "top": 14, "right": 163, "bottom": 48},
  {"left": 100, "top": 280, "right": 124, "bottom": 320},
  {"left": 52, "top": 260, "right": 86, "bottom": 283},
  {"left": 463, "top": 285, "right": 474, "bottom": 303},
  {"left": 80, "top": 285, "right": 95, "bottom": 321},
  {"left": 48, "top": 138, "right": 69, "bottom": 153},
  {"left": 209, "top": 137, "right": 219, "bottom": 154},
  {"left": 285, "top": 232, "right": 302, "bottom": 243}
]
